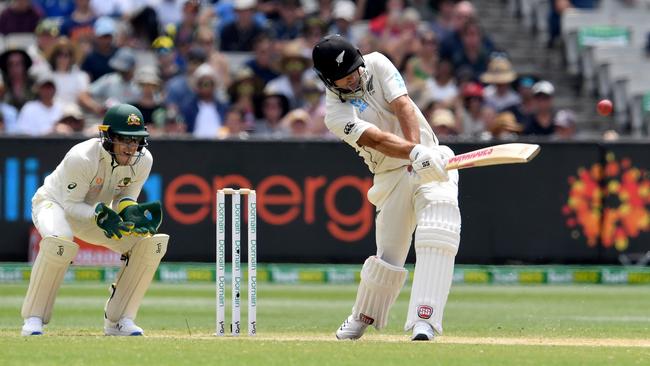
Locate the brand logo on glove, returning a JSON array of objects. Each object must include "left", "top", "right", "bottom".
[
  {"left": 359, "top": 313, "right": 375, "bottom": 325},
  {"left": 417, "top": 305, "right": 433, "bottom": 319},
  {"left": 156, "top": 243, "right": 162, "bottom": 253},
  {"left": 56, "top": 245, "right": 64, "bottom": 256},
  {"left": 344, "top": 122, "right": 355, "bottom": 135},
  {"left": 67, "top": 182, "right": 77, "bottom": 190}
]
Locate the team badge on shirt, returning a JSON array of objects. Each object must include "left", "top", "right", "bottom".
[
  {"left": 127, "top": 114, "right": 142, "bottom": 126},
  {"left": 118, "top": 177, "right": 132, "bottom": 188}
]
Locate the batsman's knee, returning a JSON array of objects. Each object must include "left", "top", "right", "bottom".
[{"left": 415, "top": 202, "right": 461, "bottom": 255}]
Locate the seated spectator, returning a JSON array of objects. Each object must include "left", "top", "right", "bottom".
[
  {"left": 180, "top": 63, "right": 227, "bottom": 138},
  {"left": 228, "top": 67, "right": 265, "bottom": 126},
  {"left": 514, "top": 75, "right": 537, "bottom": 120},
  {"left": 439, "top": 1, "right": 494, "bottom": 61},
  {"left": 404, "top": 30, "right": 439, "bottom": 108},
  {"left": 430, "top": 0, "right": 456, "bottom": 40},
  {"left": 28, "top": 19, "right": 61, "bottom": 77},
  {"left": 0, "top": 75, "right": 19, "bottom": 134},
  {"left": 52, "top": 103, "right": 85, "bottom": 135},
  {"left": 480, "top": 57, "right": 521, "bottom": 113},
  {"left": 302, "top": 17, "right": 327, "bottom": 52},
  {"left": 219, "top": 107, "right": 250, "bottom": 139},
  {"left": 220, "top": 0, "right": 266, "bottom": 52},
  {"left": 0, "top": 48, "right": 35, "bottom": 110},
  {"left": 523, "top": 80, "right": 558, "bottom": 135},
  {"left": 272, "top": 0, "right": 304, "bottom": 42},
  {"left": 195, "top": 26, "right": 231, "bottom": 98},
  {"left": 459, "top": 82, "right": 494, "bottom": 138},
  {"left": 374, "top": 5, "right": 421, "bottom": 70},
  {"left": 60, "top": 0, "right": 96, "bottom": 51},
  {"left": 81, "top": 47, "right": 140, "bottom": 116},
  {"left": 35, "top": 0, "right": 75, "bottom": 18},
  {"left": 14, "top": 72, "right": 63, "bottom": 135},
  {"left": 81, "top": 16, "right": 117, "bottom": 82},
  {"left": 553, "top": 109, "right": 577, "bottom": 139},
  {"left": 429, "top": 108, "right": 459, "bottom": 138},
  {"left": 281, "top": 108, "right": 312, "bottom": 138},
  {"left": 165, "top": 46, "right": 207, "bottom": 111},
  {"left": 174, "top": 0, "right": 201, "bottom": 58},
  {"left": 132, "top": 66, "right": 164, "bottom": 130},
  {"left": 0, "top": 0, "right": 43, "bottom": 35},
  {"left": 253, "top": 90, "right": 290, "bottom": 138},
  {"left": 244, "top": 34, "right": 280, "bottom": 85},
  {"left": 151, "top": 108, "right": 187, "bottom": 135},
  {"left": 265, "top": 40, "right": 314, "bottom": 109},
  {"left": 127, "top": 6, "right": 160, "bottom": 48},
  {"left": 152, "top": 35, "right": 180, "bottom": 82},
  {"left": 488, "top": 111, "right": 522, "bottom": 140},
  {"left": 301, "top": 78, "right": 327, "bottom": 137},
  {"left": 421, "top": 59, "right": 458, "bottom": 109},
  {"left": 46, "top": 37, "right": 90, "bottom": 108},
  {"left": 328, "top": 0, "right": 357, "bottom": 42},
  {"left": 446, "top": 18, "right": 493, "bottom": 82}
]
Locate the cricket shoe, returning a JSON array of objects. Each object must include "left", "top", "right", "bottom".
[
  {"left": 411, "top": 321, "right": 435, "bottom": 341},
  {"left": 335, "top": 315, "right": 369, "bottom": 340},
  {"left": 21, "top": 317, "right": 43, "bottom": 336},
  {"left": 104, "top": 317, "right": 144, "bottom": 336}
]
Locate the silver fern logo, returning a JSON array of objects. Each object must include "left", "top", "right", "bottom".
[{"left": 336, "top": 51, "right": 345, "bottom": 66}]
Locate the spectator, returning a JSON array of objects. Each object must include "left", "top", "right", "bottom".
[
  {"left": 81, "top": 16, "right": 117, "bottom": 82},
  {"left": 301, "top": 17, "right": 327, "bottom": 51},
  {"left": 489, "top": 111, "right": 522, "bottom": 140},
  {"left": 151, "top": 107, "right": 187, "bottom": 135},
  {"left": 480, "top": 57, "right": 521, "bottom": 113},
  {"left": 439, "top": 1, "right": 494, "bottom": 61},
  {"left": 132, "top": 66, "right": 164, "bottom": 130},
  {"left": 52, "top": 103, "right": 85, "bottom": 135},
  {"left": 0, "top": 75, "right": 19, "bottom": 134},
  {"left": 154, "top": 0, "right": 185, "bottom": 29},
  {"left": 265, "top": 40, "right": 314, "bottom": 109},
  {"left": 446, "top": 18, "right": 493, "bottom": 82},
  {"left": 46, "top": 37, "right": 90, "bottom": 108},
  {"left": 227, "top": 67, "right": 265, "bottom": 125},
  {"left": 553, "top": 109, "right": 577, "bottom": 139},
  {"left": 165, "top": 46, "right": 207, "bottom": 111},
  {"left": 301, "top": 78, "right": 327, "bottom": 136},
  {"left": 429, "top": 108, "right": 459, "bottom": 138},
  {"left": 180, "top": 63, "right": 227, "bottom": 138},
  {"left": 34, "top": 0, "right": 75, "bottom": 18},
  {"left": 82, "top": 47, "right": 140, "bottom": 116},
  {"left": 308, "top": 0, "right": 334, "bottom": 22},
  {"left": 329, "top": 0, "right": 357, "bottom": 42},
  {"left": 0, "top": 0, "right": 43, "bottom": 35},
  {"left": 459, "top": 81, "right": 493, "bottom": 138},
  {"left": 0, "top": 48, "right": 35, "bottom": 110},
  {"left": 253, "top": 90, "right": 290, "bottom": 138},
  {"left": 174, "top": 0, "right": 201, "bottom": 57},
  {"left": 220, "top": 0, "right": 266, "bottom": 52},
  {"left": 60, "top": 0, "right": 96, "bottom": 50},
  {"left": 514, "top": 75, "right": 537, "bottom": 121},
  {"left": 410, "top": 0, "right": 435, "bottom": 22},
  {"left": 14, "top": 72, "right": 62, "bottom": 135},
  {"left": 220, "top": 107, "right": 250, "bottom": 139},
  {"left": 404, "top": 30, "right": 439, "bottom": 108},
  {"left": 281, "top": 108, "right": 311, "bottom": 137},
  {"left": 422, "top": 58, "right": 458, "bottom": 109},
  {"left": 28, "top": 19, "right": 61, "bottom": 77},
  {"left": 272, "top": 0, "right": 304, "bottom": 42},
  {"left": 244, "top": 34, "right": 280, "bottom": 84},
  {"left": 430, "top": 0, "right": 456, "bottom": 39},
  {"left": 523, "top": 80, "right": 558, "bottom": 135},
  {"left": 195, "top": 26, "right": 231, "bottom": 95}
]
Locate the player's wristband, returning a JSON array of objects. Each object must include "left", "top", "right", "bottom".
[{"left": 118, "top": 198, "right": 138, "bottom": 213}]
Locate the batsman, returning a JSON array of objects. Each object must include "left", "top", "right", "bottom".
[
  {"left": 312, "top": 35, "right": 460, "bottom": 341},
  {"left": 21, "top": 104, "right": 168, "bottom": 336}
]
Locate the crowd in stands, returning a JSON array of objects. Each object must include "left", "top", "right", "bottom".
[{"left": 0, "top": 0, "right": 576, "bottom": 141}]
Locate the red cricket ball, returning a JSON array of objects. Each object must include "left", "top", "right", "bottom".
[{"left": 597, "top": 99, "right": 613, "bottom": 116}]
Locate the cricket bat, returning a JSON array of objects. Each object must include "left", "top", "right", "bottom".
[{"left": 444, "top": 143, "right": 541, "bottom": 170}]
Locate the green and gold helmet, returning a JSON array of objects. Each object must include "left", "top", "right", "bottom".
[{"left": 99, "top": 104, "right": 149, "bottom": 164}]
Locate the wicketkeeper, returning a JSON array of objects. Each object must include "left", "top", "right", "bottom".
[
  {"left": 21, "top": 104, "right": 168, "bottom": 336},
  {"left": 312, "top": 35, "right": 461, "bottom": 341}
]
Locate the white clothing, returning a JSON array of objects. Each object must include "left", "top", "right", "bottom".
[
  {"left": 52, "top": 68, "right": 90, "bottom": 107},
  {"left": 193, "top": 101, "right": 222, "bottom": 139},
  {"left": 32, "top": 139, "right": 153, "bottom": 252},
  {"left": 14, "top": 101, "right": 63, "bottom": 136},
  {"left": 423, "top": 78, "right": 458, "bottom": 103},
  {"left": 483, "top": 85, "right": 521, "bottom": 112}
]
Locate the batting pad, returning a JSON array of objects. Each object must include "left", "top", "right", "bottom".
[
  {"left": 405, "top": 202, "right": 460, "bottom": 334},
  {"left": 105, "top": 234, "right": 168, "bottom": 322},
  {"left": 21, "top": 236, "right": 79, "bottom": 323},
  {"left": 352, "top": 256, "right": 408, "bottom": 330}
]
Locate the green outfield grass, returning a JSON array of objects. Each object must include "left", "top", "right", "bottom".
[{"left": 1, "top": 283, "right": 649, "bottom": 365}]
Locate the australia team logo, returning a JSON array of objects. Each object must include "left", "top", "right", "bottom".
[{"left": 126, "top": 114, "right": 141, "bottom": 126}]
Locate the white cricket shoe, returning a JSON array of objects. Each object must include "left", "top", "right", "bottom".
[
  {"left": 335, "top": 315, "right": 369, "bottom": 340},
  {"left": 411, "top": 321, "right": 435, "bottom": 341},
  {"left": 21, "top": 317, "right": 43, "bottom": 336},
  {"left": 104, "top": 317, "right": 144, "bottom": 336}
]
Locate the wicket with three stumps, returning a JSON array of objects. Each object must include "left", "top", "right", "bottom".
[{"left": 216, "top": 188, "right": 257, "bottom": 336}]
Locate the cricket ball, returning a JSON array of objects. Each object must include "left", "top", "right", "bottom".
[{"left": 597, "top": 99, "right": 613, "bottom": 116}]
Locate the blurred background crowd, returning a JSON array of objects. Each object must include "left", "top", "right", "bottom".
[{"left": 0, "top": 0, "right": 639, "bottom": 141}]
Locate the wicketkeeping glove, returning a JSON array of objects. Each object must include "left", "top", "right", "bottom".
[
  {"left": 409, "top": 144, "right": 449, "bottom": 184},
  {"left": 119, "top": 200, "right": 163, "bottom": 236},
  {"left": 94, "top": 203, "right": 134, "bottom": 239}
]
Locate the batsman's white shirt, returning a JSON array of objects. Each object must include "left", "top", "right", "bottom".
[
  {"left": 324, "top": 52, "right": 454, "bottom": 207},
  {"left": 31, "top": 138, "right": 153, "bottom": 250}
]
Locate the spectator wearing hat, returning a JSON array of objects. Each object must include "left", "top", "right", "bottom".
[
  {"left": 281, "top": 108, "right": 312, "bottom": 138},
  {"left": 301, "top": 77, "right": 328, "bottom": 137},
  {"left": 27, "top": 19, "right": 61, "bottom": 77},
  {"left": 459, "top": 81, "right": 494, "bottom": 138},
  {"left": 60, "top": 0, "right": 96, "bottom": 48},
  {"left": 302, "top": 17, "right": 328, "bottom": 51},
  {"left": 152, "top": 35, "right": 180, "bottom": 82},
  {"left": 132, "top": 66, "right": 165, "bottom": 131},
  {"left": 165, "top": 46, "right": 207, "bottom": 112},
  {"left": 52, "top": 103, "right": 85, "bottom": 135},
  {"left": 14, "top": 72, "right": 63, "bottom": 136},
  {"left": 46, "top": 37, "right": 90, "bottom": 108},
  {"left": 553, "top": 109, "right": 577, "bottom": 139},
  {"left": 0, "top": 48, "right": 35, "bottom": 110},
  {"left": 81, "top": 47, "right": 140, "bottom": 116},
  {"left": 81, "top": 16, "right": 117, "bottom": 81},
  {"left": 265, "top": 40, "right": 314, "bottom": 109},
  {"left": 180, "top": 63, "right": 228, "bottom": 138},
  {"left": 195, "top": 26, "right": 231, "bottom": 95},
  {"left": 429, "top": 108, "right": 459, "bottom": 138},
  {"left": 253, "top": 89, "right": 290, "bottom": 138},
  {"left": 328, "top": 0, "right": 356, "bottom": 42},
  {"left": 480, "top": 57, "right": 521, "bottom": 113},
  {"left": 523, "top": 80, "right": 558, "bottom": 135},
  {"left": 220, "top": 0, "right": 267, "bottom": 52},
  {"left": 0, "top": 0, "right": 43, "bottom": 35},
  {"left": 244, "top": 34, "right": 280, "bottom": 84},
  {"left": 513, "top": 75, "right": 537, "bottom": 120},
  {"left": 489, "top": 111, "right": 522, "bottom": 140},
  {"left": 228, "top": 67, "right": 265, "bottom": 125},
  {"left": 0, "top": 75, "right": 19, "bottom": 134},
  {"left": 272, "top": 0, "right": 304, "bottom": 42}
]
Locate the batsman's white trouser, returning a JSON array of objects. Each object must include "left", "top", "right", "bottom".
[{"left": 369, "top": 166, "right": 460, "bottom": 334}]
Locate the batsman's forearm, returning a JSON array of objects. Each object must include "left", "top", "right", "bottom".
[
  {"left": 63, "top": 200, "right": 97, "bottom": 222},
  {"left": 391, "top": 95, "right": 420, "bottom": 144},
  {"left": 358, "top": 128, "right": 415, "bottom": 160}
]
